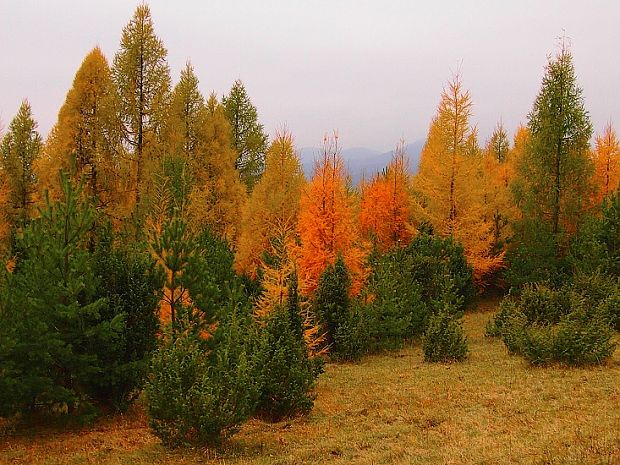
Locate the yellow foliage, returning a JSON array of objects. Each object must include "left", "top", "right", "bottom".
[
  {"left": 359, "top": 140, "right": 414, "bottom": 252},
  {"left": 235, "top": 130, "right": 305, "bottom": 277},
  {"left": 188, "top": 94, "right": 246, "bottom": 243},
  {"left": 413, "top": 76, "right": 503, "bottom": 287}
]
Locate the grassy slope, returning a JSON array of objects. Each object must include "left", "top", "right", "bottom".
[{"left": 1, "top": 299, "right": 619, "bottom": 465}]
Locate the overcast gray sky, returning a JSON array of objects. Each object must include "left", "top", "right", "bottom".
[{"left": 1, "top": 0, "right": 619, "bottom": 151}]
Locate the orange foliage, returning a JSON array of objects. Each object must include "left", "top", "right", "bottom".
[
  {"left": 592, "top": 123, "right": 620, "bottom": 205},
  {"left": 360, "top": 140, "right": 414, "bottom": 252},
  {"left": 296, "top": 134, "right": 368, "bottom": 295}
]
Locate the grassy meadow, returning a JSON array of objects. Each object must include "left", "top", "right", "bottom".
[{"left": 1, "top": 299, "right": 619, "bottom": 465}]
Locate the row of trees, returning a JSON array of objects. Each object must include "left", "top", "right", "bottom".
[{"left": 0, "top": 6, "right": 617, "bottom": 296}]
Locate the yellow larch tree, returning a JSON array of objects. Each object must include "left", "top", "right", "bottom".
[
  {"left": 112, "top": 4, "right": 171, "bottom": 217},
  {"left": 255, "top": 219, "right": 325, "bottom": 356},
  {"left": 413, "top": 75, "right": 503, "bottom": 286},
  {"left": 188, "top": 94, "right": 246, "bottom": 243},
  {"left": 39, "top": 47, "right": 127, "bottom": 222},
  {"left": 481, "top": 122, "right": 515, "bottom": 251},
  {"left": 296, "top": 134, "right": 368, "bottom": 295},
  {"left": 235, "top": 130, "right": 305, "bottom": 278},
  {"left": 592, "top": 123, "right": 620, "bottom": 204},
  {"left": 359, "top": 140, "right": 414, "bottom": 252}
]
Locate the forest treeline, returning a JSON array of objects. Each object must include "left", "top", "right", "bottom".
[{"left": 0, "top": 4, "right": 618, "bottom": 447}]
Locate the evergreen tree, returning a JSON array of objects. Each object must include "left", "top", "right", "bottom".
[
  {"left": 223, "top": 79, "right": 268, "bottom": 191},
  {"left": 512, "top": 44, "right": 593, "bottom": 238},
  {"left": 0, "top": 177, "right": 109, "bottom": 414},
  {"left": 313, "top": 256, "right": 351, "bottom": 348},
  {"left": 0, "top": 100, "right": 42, "bottom": 231},
  {"left": 255, "top": 272, "right": 322, "bottom": 421},
  {"left": 112, "top": 4, "right": 171, "bottom": 211},
  {"left": 509, "top": 45, "right": 593, "bottom": 286}
]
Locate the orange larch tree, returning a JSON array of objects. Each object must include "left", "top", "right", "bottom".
[
  {"left": 592, "top": 123, "right": 620, "bottom": 205},
  {"left": 359, "top": 140, "right": 414, "bottom": 252},
  {"left": 296, "top": 134, "right": 368, "bottom": 295}
]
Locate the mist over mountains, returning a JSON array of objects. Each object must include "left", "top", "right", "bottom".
[{"left": 298, "top": 140, "right": 424, "bottom": 185}]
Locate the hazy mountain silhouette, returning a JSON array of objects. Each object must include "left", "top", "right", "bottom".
[{"left": 298, "top": 140, "right": 424, "bottom": 185}]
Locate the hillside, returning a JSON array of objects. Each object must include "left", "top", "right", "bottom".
[{"left": 2, "top": 303, "right": 618, "bottom": 465}]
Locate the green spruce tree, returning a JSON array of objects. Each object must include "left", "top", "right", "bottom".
[
  {"left": 509, "top": 44, "right": 594, "bottom": 286},
  {"left": 222, "top": 79, "right": 268, "bottom": 191}
]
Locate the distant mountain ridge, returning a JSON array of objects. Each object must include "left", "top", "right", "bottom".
[{"left": 298, "top": 140, "right": 424, "bottom": 185}]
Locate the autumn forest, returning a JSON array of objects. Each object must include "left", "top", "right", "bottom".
[{"left": 0, "top": 3, "right": 619, "bottom": 461}]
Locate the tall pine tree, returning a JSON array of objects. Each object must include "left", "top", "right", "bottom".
[
  {"left": 513, "top": 44, "right": 593, "bottom": 237},
  {"left": 223, "top": 79, "right": 268, "bottom": 191},
  {"left": 508, "top": 45, "right": 593, "bottom": 287},
  {"left": 235, "top": 130, "right": 305, "bottom": 278}
]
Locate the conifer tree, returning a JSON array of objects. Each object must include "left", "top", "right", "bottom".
[
  {"left": 359, "top": 140, "right": 413, "bottom": 252},
  {"left": 223, "top": 79, "right": 268, "bottom": 191},
  {"left": 592, "top": 123, "right": 620, "bottom": 204},
  {"left": 165, "top": 62, "right": 206, "bottom": 164},
  {"left": 296, "top": 134, "right": 368, "bottom": 295},
  {"left": 512, "top": 44, "right": 593, "bottom": 238},
  {"left": 112, "top": 4, "right": 171, "bottom": 211},
  {"left": 414, "top": 76, "right": 503, "bottom": 286},
  {"left": 188, "top": 94, "right": 246, "bottom": 243},
  {"left": 235, "top": 130, "right": 305, "bottom": 278},
  {"left": 41, "top": 47, "right": 124, "bottom": 216},
  {"left": 0, "top": 100, "right": 42, "bottom": 230},
  {"left": 482, "top": 122, "right": 514, "bottom": 251}
]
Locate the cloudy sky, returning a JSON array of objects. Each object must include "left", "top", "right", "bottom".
[{"left": 1, "top": 0, "right": 619, "bottom": 151}]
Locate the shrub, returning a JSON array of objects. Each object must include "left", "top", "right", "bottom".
[
  {"left": 365, "top": 248, "right": 426, "bottom": 347},
  {"left": 423, "top": 295, "right": 468, "bottom": 363},
  {"left": 146, "top": 300, "right": 260, "bottom": 447},
  {"left": 332, "top": 301, "right": 371, "bottom": 361},
  {"left": 85, "top": 235, "right": 164, "bottom": 411},
  {"left": 551, "top": 304, "right": 615, "bottom": 365},
  {"left": 597, "top": 291, "right": 620, "bottom": 331},
  {"left": 518, "top": 283, "right": 571, "bottom": 325},
  {"left": 495, "top": 288, "right": 616, "bottom": 366},
  {"left": 485, "top": 297, "right": 517, "bottom": 337},
  {"left": 255, "top": 275, "right": 323, "bottom": 421},
  {"left": 364, "top": 232, "right": 473, "bottom": 351},
  {"left": 406, "top": 233, "right": 475, "bottom": 306},
  {"left": 313, "top": 256, "right": 351, "bottom": 350}
]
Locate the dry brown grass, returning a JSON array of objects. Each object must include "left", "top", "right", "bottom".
[{"left": 1, "top": 298, "right": 619, "bottom": 465}]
